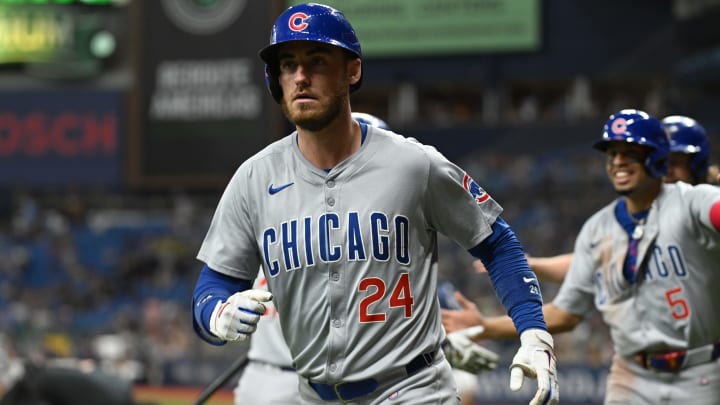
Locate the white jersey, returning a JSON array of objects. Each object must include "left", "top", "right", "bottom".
[
  {"left": 198, "top": 125, "right": 502, "bottom": 382},
  {"left": 554, "top": 182, "right": 720, "bottom": 356}
]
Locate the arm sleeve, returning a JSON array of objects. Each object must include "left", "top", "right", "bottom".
[
  {"left": 191, "top": 265, "right": 253, "bottom": 345},
  {"left": 468, "top": 217, "right": 546, "bottom": 335}
]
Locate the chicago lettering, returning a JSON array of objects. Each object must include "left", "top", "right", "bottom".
[{"left": 263, "top": 212, "right": 410, "bottom": 276}]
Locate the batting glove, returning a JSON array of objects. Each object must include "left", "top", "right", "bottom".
[
  {"left": 510, "top": 329, "right": 559, "bottom": 405},
  {"left": 209, "top": 289, "right": 273, "bottom": 342},
  {"left": 443, "top": 326, "right": 499, "bottom": 374}
]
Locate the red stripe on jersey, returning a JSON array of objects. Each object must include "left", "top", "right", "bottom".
[{"left": 710, "top": 200, "right": 720, "bottom": 232}]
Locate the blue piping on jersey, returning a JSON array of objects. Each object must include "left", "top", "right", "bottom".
[{"left": 468, "top": 217, "right": 546, "bottom": 334}]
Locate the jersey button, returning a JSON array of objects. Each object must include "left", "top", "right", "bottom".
[
  {"left": 329, "top": 363, "right": 337, "bottom": 372},
  {"left": 331, "top": 272, "right": 339, "bottom": 281},
  {"left": 327, "top": 197, "right": 335, "bottom": 206},
  {"left": 332, "top": 319, "right": 342, "bottom": 328},
  {"left": 326, "top": 180, "right": 335, "bottom": 188}
]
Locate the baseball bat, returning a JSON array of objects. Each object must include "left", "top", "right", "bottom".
[{"left": 191, "top": 355, "right": 249, "bottom": 405}]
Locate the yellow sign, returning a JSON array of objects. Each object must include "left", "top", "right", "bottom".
[{"left": 0, "top": 6, "right": 74, "bottom": 62}]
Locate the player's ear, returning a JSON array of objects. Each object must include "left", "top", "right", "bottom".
[{"left": 347, "top": 58, "right": 361, "bottom": 86}]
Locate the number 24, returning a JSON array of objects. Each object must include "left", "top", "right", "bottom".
[{"left": 358, "top": 273, "right": 414, "bottom": 322}]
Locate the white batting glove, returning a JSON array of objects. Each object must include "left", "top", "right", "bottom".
[
  {"left": 510, "top": 329, "right": 559, "bottom": 405},
  {"left": 443, "top": 326, "right": 499, "bottom": 374},
  {"left": 209, "top": 289, "right": 273, "bottom": 342}
]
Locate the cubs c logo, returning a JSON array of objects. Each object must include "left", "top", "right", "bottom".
[
  {"left": 611, "top": 118, "right": 627, "bottom": 135},
  {"left": 288, "top": 12, "right": 309, "bottom": 31},
  {"left": 463, "top": 173, "right": 490, "bottom": 204}
]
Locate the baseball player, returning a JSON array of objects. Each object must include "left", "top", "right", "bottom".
[
  {"left": 191, "top": 3, "right": 559, "bottom": 404},
  {"left": 443, "top": 109, "right": 720, "bottom": 404},
  {"left": 232, "top": 113, "right": 499, "bottom": 405},
  {"left": 661, "top": 115, "right": 713, "bottom": 185},
  {"left": 509, "top": 115, "right": 715, "bottom": 284}
]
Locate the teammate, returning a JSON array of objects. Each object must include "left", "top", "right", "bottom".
[
  {"left": 191, "top": 3, "right": 558, "bottom": 404},
  {"left": 443, "top": 109, "right": 720, "bottom": 404},
  {"left": 518, "top": 115, "right": 715, "bottom": 283},
  {"left": 662, "top": 115, "right": 712, "bottom": 185},
  {"left": 233, "top": 113, "right": 500, "bottom": 405},
  {"left": 233, "top": 271, "right": 297, "bottom": 404}
]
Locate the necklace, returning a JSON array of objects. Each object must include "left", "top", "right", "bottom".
[{"left": 630, "top": 215, "right": 646, "bottom": 240}]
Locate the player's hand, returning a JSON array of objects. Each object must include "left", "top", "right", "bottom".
[
  {"left": 441, "top": 291, "right": 485, "bottom": 333},
  {"left": 443, "top": 325, "right": 499, "bottom": 374},
  {"left": 472, "top": 259, "right": 488, "bottom": 274},
  {"left": 209, "top": 289, "right": 273, "bottom": 342},
  {"left": 510, "top": 329, "right": 559, "bottom": 405}
]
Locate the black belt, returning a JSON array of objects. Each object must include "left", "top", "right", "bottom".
[
  {"left": 309, "top": 350, "right": 437, "bottom": 402},
  {"left": 634, "top": 341, "right": 720, "bottom": 373}
]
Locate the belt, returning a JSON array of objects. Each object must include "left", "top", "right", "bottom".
[
  {"left": 633, "top": 341, "right": 720, "bottom": 373},
  {"left": 308, "top": 350, "right": 437, "bottom": 402}
]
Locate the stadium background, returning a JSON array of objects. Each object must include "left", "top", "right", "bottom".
[{"left": 0, "top": 0, "right": 718, "bottom": 404}]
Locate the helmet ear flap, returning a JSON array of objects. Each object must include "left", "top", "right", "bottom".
[{"left": 264, "top": 65, "right": 282, "bottom": 103}]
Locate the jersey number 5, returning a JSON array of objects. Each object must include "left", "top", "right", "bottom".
[
  {"left": 665, "top": 287, "right": 690, "bottom": 320},
  {"left": 358, "top": 273, "right": 414, "bottom": 322}
]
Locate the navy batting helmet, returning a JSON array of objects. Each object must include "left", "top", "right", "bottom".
[
  {"left": 661, "top": 115, "right": 710, "bottom": 182},
  {"left": 352, "top": 112, "right": 390, "bottom": 130},
  {"left": 594, "top": 109, "right": 670, "bottom": 178},
  {"left": 259, "top": 3, "right": 362, "bottom": 103}
]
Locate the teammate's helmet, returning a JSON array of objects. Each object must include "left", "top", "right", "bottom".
[
  {"left": 593, "top": 109, "right": 670, "bottom": 178},
  {"left": 351, "top": 112, "right": 390, "bottom": 130},
  {"left": 259, "top": 3, "right": 362, "bottom": 103},
  {"left": 661, "top": 115, "right": 710, "bottom": 182}
]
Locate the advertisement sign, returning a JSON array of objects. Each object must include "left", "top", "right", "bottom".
[
  {"left": 289, "top": 0, "right": 541, "bottom": 57},
  {"left": 0, "top": 2, "right": 128, "bottom": 78},
  {"left": 0, "top": 90, "right": 123, "bottom": 187},
  {"left": 130, "top": 0, "right": 280, "bottom": 189}
]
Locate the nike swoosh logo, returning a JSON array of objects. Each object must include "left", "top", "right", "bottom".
[
  {"left": 268, "top": 182, "right": 294, "bottom": 195},
  {"left": 523, "top": 277, "right": 535, "bottom": 283},
  {"left": 590, "top": 240, "right": 601, "bottom": 249}
]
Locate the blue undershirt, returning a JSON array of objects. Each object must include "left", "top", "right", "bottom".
[{"left": 614, "top": 199, "right": 649, "bottom": 284}]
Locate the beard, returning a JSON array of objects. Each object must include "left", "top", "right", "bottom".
[{"left": 281, "top": 84, "right": 347, "bottom": 132}]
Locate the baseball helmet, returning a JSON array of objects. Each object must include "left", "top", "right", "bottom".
[
  {"left": 661, "top": 115, "right": 710, "bottom": 181},
  {"left": 259, "top": 3, "right": 362, "bottom": 103},
  {"left": 594, "top": 109, "right": 670, "bottom": 178},
  {"left": 352, "top": 112, "right": 390, "bottom": 130}
]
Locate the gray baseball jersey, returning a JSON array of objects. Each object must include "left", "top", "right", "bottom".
[
  {"left": 554, "top": 182, "right": 720, "bottom": 355},
  {"left": 198, "top": 125, "right": 502, "bottom": 383}
]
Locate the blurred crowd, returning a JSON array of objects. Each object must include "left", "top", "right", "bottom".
[{"left": 0, "top": 190, "right": 218, "bottom": 389}]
